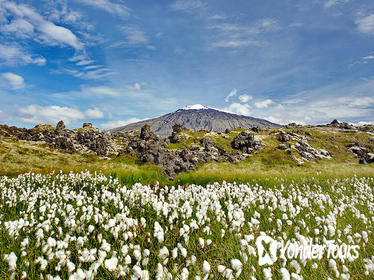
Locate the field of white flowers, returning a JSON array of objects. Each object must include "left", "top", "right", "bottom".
[{"left": 0, "top": 172, "right": 373, "bottom": 280}]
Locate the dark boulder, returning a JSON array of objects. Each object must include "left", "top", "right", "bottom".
[
  {"left": 330, "top": 119, "right": 339, "bottom": 126},
  {"left": 56, "top": 120, "right": 66, "bottom": 131},
  {"left": 231, "top": 131, "right": 262, "bottom": 153},
  {"left": 169, "top": 123, "right": 184, "bottom": 143},
  {"left": 83, "top": 123, "right": 93, "bottom": 129},
  {"left": 348, "top": 143, "right": 374, "bottom": 164},
  {"left": 140, "top": 124, "right": 156, "bottom": 140},
  {"left": 277, "top": 131, "right": 291, "bottom": 142}
]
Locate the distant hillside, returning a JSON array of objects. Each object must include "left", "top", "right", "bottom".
[{"left": 111, "top": 104, "right": 279, "bottom": 136}]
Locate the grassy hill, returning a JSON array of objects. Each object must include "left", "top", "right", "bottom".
[{"left": 1, "top": 125, "right": 373, "bottom": 185}]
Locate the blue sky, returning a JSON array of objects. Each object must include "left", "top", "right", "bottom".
[{"left": 1, "top": 0, "right": 374, "bottom": 128}]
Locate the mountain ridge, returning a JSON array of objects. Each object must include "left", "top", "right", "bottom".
[{"left": 111, "top": 104, "right": 279, "bottom": 136}]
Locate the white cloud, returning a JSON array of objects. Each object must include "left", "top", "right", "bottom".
[
  {"left": 238, "top": 94, "right": 252, "bottom": 103},
  {"left": 255, "top": 79, "right": 374, "bottom": 125},
  {"left": 46, "top": 3, "right": 83, "bottom": 25},
  {"left": 129, "top": 82, "right": 141, "bottom": 90},
  {"left": 101, "top": 118, "right": 143, "bottom": 130},
  {"left": 255, "top": 99, "right": 273, "bottom": 108},
  {"left": 76, "top": 60, "right": 94, "bottom": 66},
  {"left": 17, "top": 105, "right": 104, "bottom": 126},
  {"left": 120, "top": 26, "right": 148, "bottom": 45},
  {"left": 209, "top": 18, "right": 280, "bottom": 49},
  {"left": 224, "top": 102, "right": 251, "bottom": 116},
  {"left": 1, "top": 1, "right": 83, "bottom": 50},
  {"left": 1, "top": 19, "right": 34, "bottom": 38},
  {"left": 357, "top": 121, "right": 374, "bottom": 125},
  {"left": 356, "top": 14, "right": 374, "bottom": 34},
  {"left": 83, "top": 65, "right": 103, "bottom": 70},
  {"left": 324, "top": 0, "right": 338, "bottom": 8},
  {"left": 85, "top": 107, "right": 104, "bottom": 119},
  {"left": 2, "top": 72, "right": 25, "bottom": 89},
  {"left": 363, "top": 55, "right": 374, "bottom": 60},
  {"left": 175, "top": 47, "right": 185, "bottom": 55},
  {"left": 39, "top": 22, "right": 83, "bottom": 49},
  {"left": 0, "top": 44, "right": 46, "bottom": 66},
  {"left": 66, "top": 55, "right": 106, "bottom": 77},
  {"left": 209, "top": 14, "right": 226, "bottom": 20},
  {"left": 324, "top": 0, "right": 350, "bottom": 9},
  {"left": 211, "top": 40, "right": 260, "bottom": 48},
  {"left": 83, "top": 86, "right": 121, "bottom": 96},
  {"left": 58, "top": 68, "right": 114, "bottom": 80},
  {"left": 225, "top": 88, "right": 237, "bottom": 102},
  {"left": 78, "top": 0, "right": 130, "bottom": 16},
  {"left": 18, "top": 105, "right": 85, "bottom": 126},
  {"left": 171, "top": 0, "right": 206, "bottom": 11}
]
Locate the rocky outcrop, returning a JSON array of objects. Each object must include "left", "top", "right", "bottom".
[
  {"left": 5, "top": 120, "right": 366, "bottom": 179},
  {"left": 348, "top": 143, "right": 374, "bottom": 164},
  {"left": 294, "top": 140, "right": 331, "bottom": 162},
  {"left": 126, "top": 124, "right": 246, "bottom": 179},
  {"left": 169, "top": 124, "right": 191, "bottom": 143},
  {"left": 276, "top": 130, "right": 332, "bottom": 164},
  {"left": 277, "top": 131, "right": 291, "bottom": 142},
  {"left": 327, "top": 119, "right": 353, "bottom": 130},
  {"left": 231, "top": 131, "right": 263, "bottom": 153},
  {"left": 16, "top": 121, "right": 124, "bottom": 156}
]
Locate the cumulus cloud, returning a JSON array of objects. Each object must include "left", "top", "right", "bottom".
[
  {"left": 356, "top": 14, "right": 374, "bottom": 34},
  {"left": 101, "top": 118, "right": 143, "bottom": 130},
  {"left": 0, "top": 44, "right": 46, "bottom": 66},
  {"left": 85, "top": 107, "right": 104, "bottom": 119},
  {"left": 254, "top": 99, "right": 273, "bottom": 108},
  {"left": 78, "top": 0, "right": 130, "bottom": 16},
  {"left": 224, "top": 102, "right": 251, "bottom": 116},
  {"left": 1, "top": 1, "right": 83, "bottom": 50},
  {"left": 17, "top": 105, "right": 104, "bottom": 126},
  {"left": 171, "top": 0, "right": 206, "bottom": 11},
  {"left": 238, "top": 94, "right": 252, "bottom": 103},
  {"left": 18, "top": 105, "right": 85, "bottom": 126},
  {"left": 225, "top": 88, "right": 237, "bottom": 102},
  {"left": 1, "top": 72, "right": 25, "bottom": 89}
]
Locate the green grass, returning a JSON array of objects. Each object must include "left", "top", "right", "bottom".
[
  {"left": 0, "top": 174, "right": 373, "bottom": 279},
  {"left": 1, "top": 126, "right": 373, "bottom": 186},
  {"left": 0, "top": 138, "right": 168, "bottom": 185}
]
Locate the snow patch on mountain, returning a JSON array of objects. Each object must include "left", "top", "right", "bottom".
[{"left": 181, "top": 104, "right": 211, "bottom": 110}]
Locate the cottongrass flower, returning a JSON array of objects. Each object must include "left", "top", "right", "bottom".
[
  {"left": 0, "top": 173, "right": 373, "bottom": 279},
  {"left": 231, "top": 259, "right": 242, "bottom": 277},
  {"left": 4, "top": 252, "right": 17, "bottom": 271},
  {"left": 203, "top": 260, "right": 211, "bottom": 274},
  {"left": 158, "top": 246, "right": 169, "bottom": 265},
  {"left": 280, "top": 267, "right": 290, "bottom": 280},
  {"left": 104, "top": 256, "right": 118, "bottom": 272}
]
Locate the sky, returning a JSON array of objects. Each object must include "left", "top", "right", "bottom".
[{"left": 1, "top": 0, "right": 374, "bottom": 129}]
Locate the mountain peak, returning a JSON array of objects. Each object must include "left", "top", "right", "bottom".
[
  {"left": 111, "top": 105, "right": 279, "bottom": 136},
  {"left": 181, "top": 104, "right": 211, "bottom": 110}
]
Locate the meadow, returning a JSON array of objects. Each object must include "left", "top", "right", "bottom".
[{"left": 0, "top": 172, "right": 373, "bottom": 279}]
